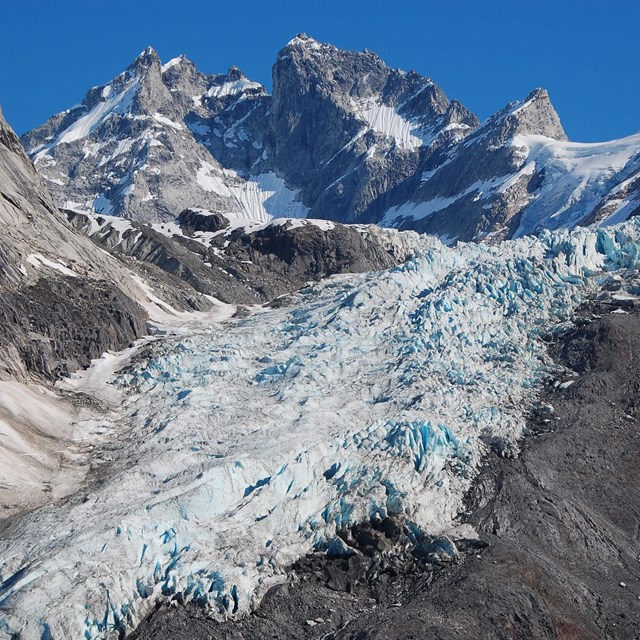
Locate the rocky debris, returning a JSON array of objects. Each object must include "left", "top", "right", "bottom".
[
  {"left": 66, "top": 208, "right": 419, "bottom": 305},
  {"left": 131, "top": 514, "right": 484, "bottom": 640},
  {"left": 133, "top": 286, "right": 640, "bottom": 639}
]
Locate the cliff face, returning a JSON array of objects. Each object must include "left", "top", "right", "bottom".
[{"left": 0, "top": 106, "right": 149, "bottom": 381}]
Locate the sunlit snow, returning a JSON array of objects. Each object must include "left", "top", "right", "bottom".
[
  {"left": 196, "top": 164, "right": 309, "bottom": 221},
  {"left": 512, "top": 132, "right": 640, "bottom": 236},
  {"left": 352, "top": 98, "right": 424, "bottom": 151}
]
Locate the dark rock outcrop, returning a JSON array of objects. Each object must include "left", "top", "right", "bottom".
[
  {"left": 0, "top": 106, "right": 150, "bottom": 381},
  {"left": 66, "top": 209, "right": 418, "bottom": 305},
  {"left": 0, "top": 276, "right": 146, "bottom": 381}
]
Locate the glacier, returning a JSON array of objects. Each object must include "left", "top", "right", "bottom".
[{"left": 3, "top": 221, "right": 640, "bottom": 638}]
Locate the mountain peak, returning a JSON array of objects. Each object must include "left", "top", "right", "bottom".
[
  {"left": 161, "top": 54, "right": 191, "bottom": 73},
  {"left": 473, "top": 86, "right": 567, "bottom": 143},
  {"left": 127, "top": 46, "right": 161, "bottom": 76},
  {"left": 280, "top": 33, "right": 330, "bottom": 58},
  {"left": 286, "top": 33, "right": 317, "bottom": 47},
  {"left": 509, "top": 87, "right": 566, "bottom": 140},
  {"left": 226, "top": 66, "right": 245, "bottom": 81},
  {"left": 526, "top": 87, "right": 549, "bottom": 101}
]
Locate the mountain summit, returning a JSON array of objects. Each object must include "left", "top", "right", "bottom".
[{"left": 22, "top": 37, "right": 640, "bottom": 241}]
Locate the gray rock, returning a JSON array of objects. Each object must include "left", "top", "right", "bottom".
[
  {"left": 21, "top": 37, "right": 478, "bottom": 230},
  {"left": 65, "top": 209, "right": 419, "bottom": 305}
]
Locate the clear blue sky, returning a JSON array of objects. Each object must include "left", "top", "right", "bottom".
[{"left": 1, "top": 0, "right": 638, "bottom": 141}]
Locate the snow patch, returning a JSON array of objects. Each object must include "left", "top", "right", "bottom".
[
  {"left": 33, "top": 80, "right": 140, "bottom": 161},
  {"left": 352, "top": 98, "right": 424, "bottom": 150},
  {"left": 161, "top": 56, "right": 184, "bottom": 73},
  {"left": 511, "top": 132, "right": 640, "bottom": 236},
  {"left": 25, "top": 254, "right": 77, "bottom": 278},
  {"left": 203, "top": 79, "right": 263, "bottom": 100},
  {"left": 196, "top": 164, "right": 308, "bottom": 221},
  {"left": 152, "top": 113, "right": 183, "bottom": 130}
]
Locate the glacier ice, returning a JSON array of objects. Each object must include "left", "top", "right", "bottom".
[{"left": 3, "top": 221, "right": 640, "bottom": 638}]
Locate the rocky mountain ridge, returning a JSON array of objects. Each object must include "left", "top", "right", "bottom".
[
  {"left": 65, "top": 208, "right": 419, "bottom": 305},
  {"left": 22, "top": 35, "right": 640, "bottom": 242}
]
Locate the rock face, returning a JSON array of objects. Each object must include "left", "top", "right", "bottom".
[
  {"left": 65, "top": 208, "right": 420, "bottom": 305},
  {"left": 21, "top": 48, "right": 273, "bottom": 225},
  {"left": 0, "top": 277, "right": 146, "bottom": 380},
  {"left": 384, "top": 89, "right": 569, "bottom": 240},
  {"left": 0, "top": 106, "right": 152, "bottom": 381},
  {"left": 269, "top": 34, "right": 478, "bottom": 223},
  {"left": 21, "top": 46, "right": 302, "bottom": 226},
  {"left": 22, "top": 36, "right": 640, "bottom": 242}
]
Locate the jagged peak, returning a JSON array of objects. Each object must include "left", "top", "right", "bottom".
[
  {"left": 281, "top": 34, "right": 379, "bottom": 62},
  {"left": 226, "top": 66, "right": 245, "bottom": 81},
  {"left": 0, "top": 103, "right": 26, "bottom": 156},
  {"left": 279, "top": 33, "right": 333, "bottom": 58},
  {"left": 472, "top": 87, "right": 567, "bottom": 143},
  {"left": 126, "top": 46, "right": 161, "bottom": 76},
  {"left": 134, "top": 45, "right": 159, "bottom": 62},
  {"left": 509, "top": 88, "right": 554, "bottom": 116},
  {"left": 508, "top": 87, "right": 566, "bottom": 140},
  {"left": 203, "top": 67, "right": 266, "bottom": 100},
  {"left": 161, "top": 54, "right": 190, "bottom": 74},
  {"left": 526, "top": 87, "right": 549, "bottom": 101},
  {"left": 443, "top": 99, "right": 480, "bottom": 129},
  {"left": 286, "top": 33, "right": 318, "bottom": 47}
]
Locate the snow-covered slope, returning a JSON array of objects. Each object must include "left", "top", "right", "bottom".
[
  {"left": 511, "top": 132, "right": 640, "bottom": 236},
  {"left": 3, "top": 219, "right": 640, "bottom": 638},
  {"left": 379, "top": 90, "right": 640, "bottom": 241}
]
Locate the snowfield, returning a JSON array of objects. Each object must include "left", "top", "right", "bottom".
[
  {"left": 512, "top": 132, "right": 640, "bottom": 236},
  {"left": 3, "top": 221, "right": 640, "bottom": 638}
]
